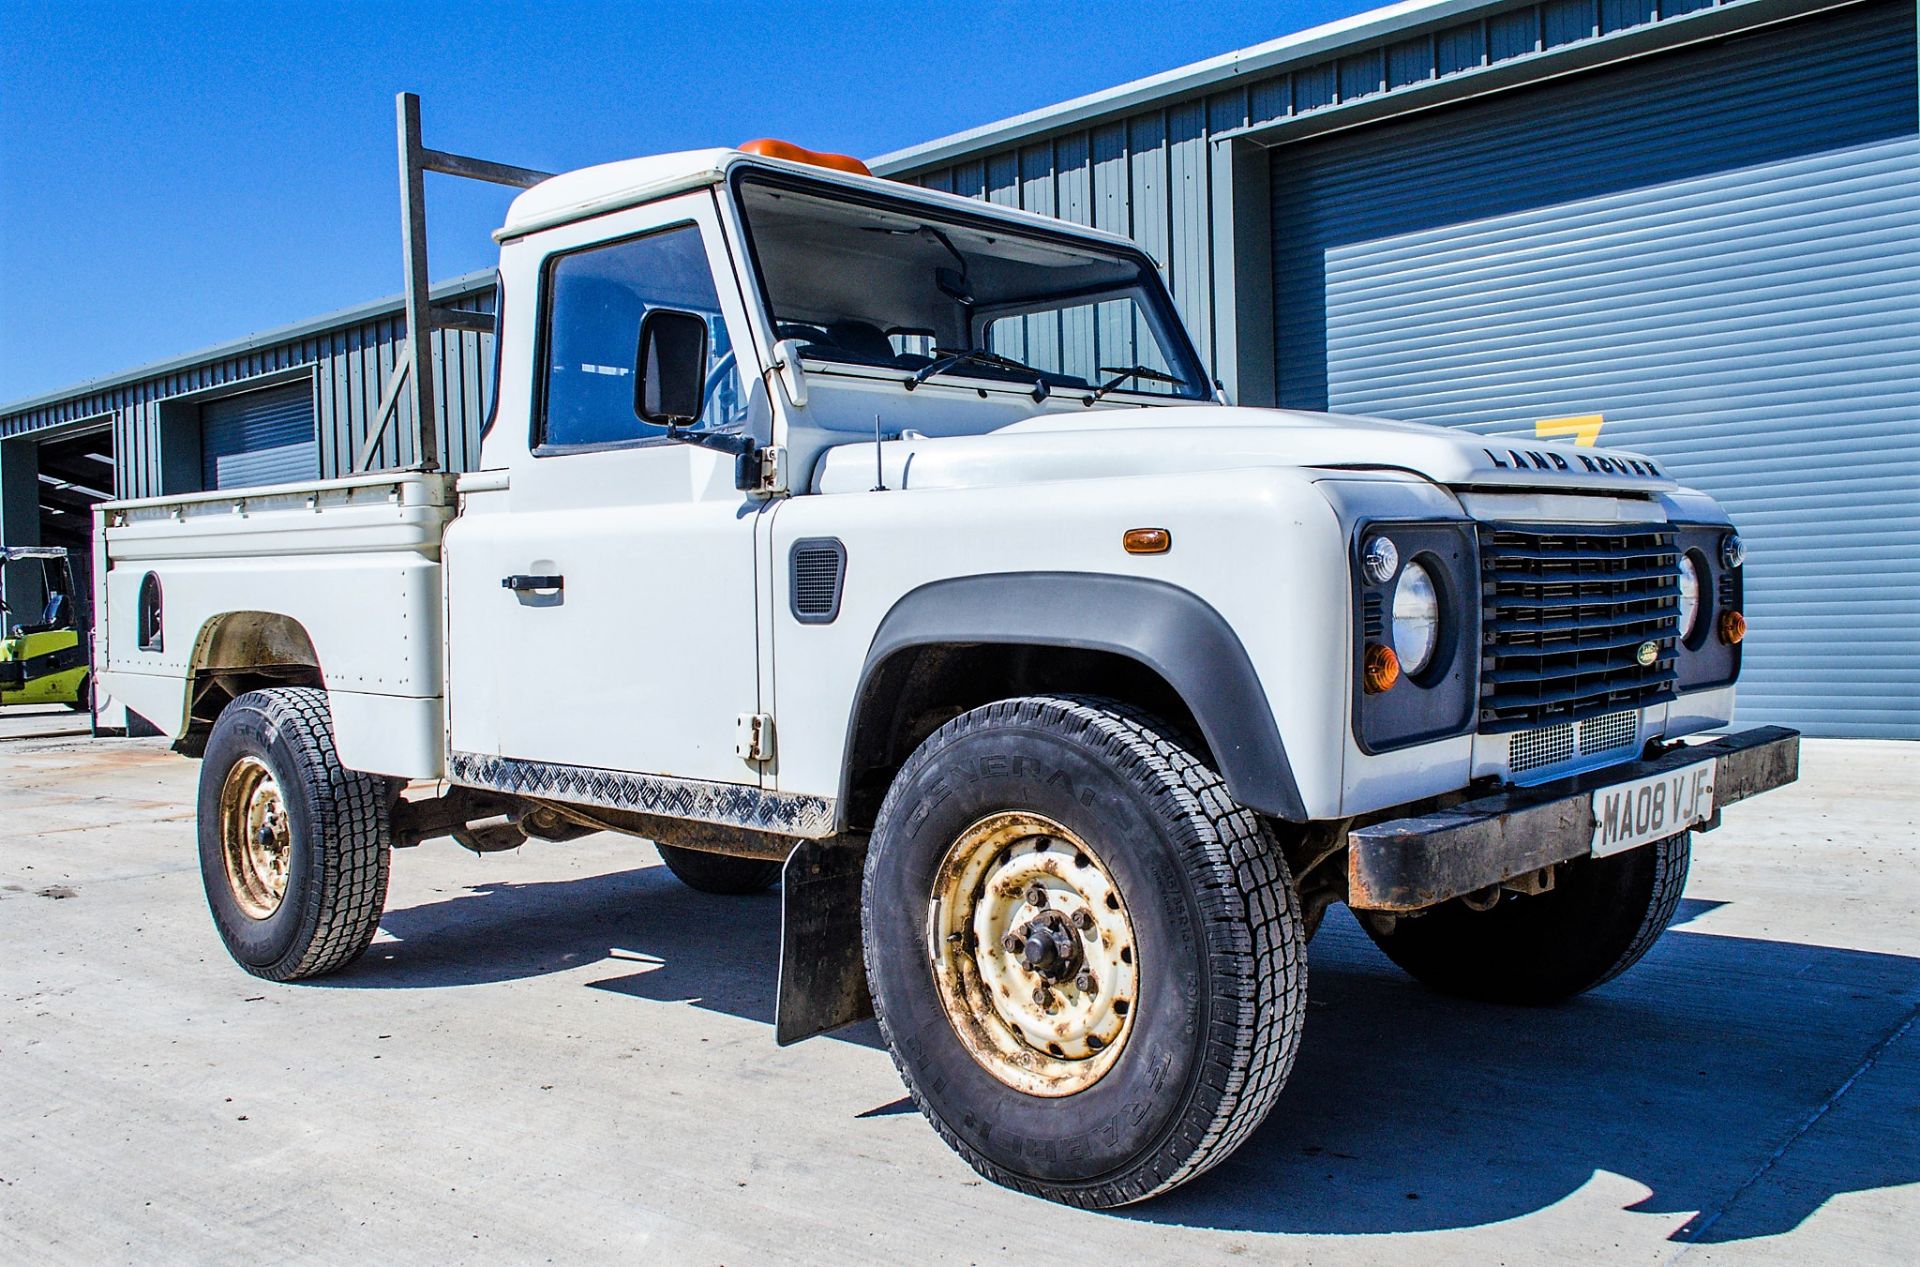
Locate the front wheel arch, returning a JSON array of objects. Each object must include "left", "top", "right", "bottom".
[{"left": 839, "top": 573, "right": 1306, "bottom": 830}]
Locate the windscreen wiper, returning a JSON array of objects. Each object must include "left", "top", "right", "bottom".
[
  {"left": 1089, "top": 364, "right": 1184, "bottom": 401},
  {"left": 906, "top": 347, "right": 1050, "bottom": 402}
]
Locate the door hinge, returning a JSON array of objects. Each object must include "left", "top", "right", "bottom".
[
  {"left": 736, "top": 712, "right": 776, "bottom": 763},
  {"left": 755, "top": 445, "right": 788, "bottom": 496}
]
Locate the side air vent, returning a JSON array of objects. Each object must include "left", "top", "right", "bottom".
[{"left": 790, "top": 538, "right": 847, "bottom": 624}]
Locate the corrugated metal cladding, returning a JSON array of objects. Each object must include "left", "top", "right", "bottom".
[
  {"left": 913, "top": 96, "right": 1231, "bottom": 380},
  {"left": 893, "top": 0, "right": 1785, "bottom": 389},
  {"left": 199, "top": 382, "right": 317, "bottom": 489},
  {"left": 1270, "top": 0, "right": 1918, "bottom": 738},
  {"left": 0, "top": 280, "right": 496, "bottom": 498}
]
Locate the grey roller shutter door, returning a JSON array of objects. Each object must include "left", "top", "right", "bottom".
[
  {"left": 1271, "top": 0, "right": 1920, "bottom": 739},
  {"left": 200, "top": 382, "right": 318, "bottom": 490}
]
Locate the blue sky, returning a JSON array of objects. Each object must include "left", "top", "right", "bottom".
[{"left": 0, "top": 0, "right": 1377, "bottom": 403}]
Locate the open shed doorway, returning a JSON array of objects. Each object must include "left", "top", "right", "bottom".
[
  {"left": 2, "top": 421, "right": 114, "bottom": 668},
  {"left": 34, "top": 423, "right": 115, "bottom": 608}
]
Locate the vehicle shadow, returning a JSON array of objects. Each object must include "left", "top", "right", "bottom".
[
  {"left": 334, "top": 859, "right": 886, "bottom": 1050},
  {"left": 1140, "top": 903, "right": 1920, "bottom": 1243},
  {"left": 343, "top": 864, "right": 1920, "bottom": 1244}
]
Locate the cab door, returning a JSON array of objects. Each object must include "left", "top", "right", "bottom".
[{"left": 444, "top": 194, "right": 769, "bottom": 788}]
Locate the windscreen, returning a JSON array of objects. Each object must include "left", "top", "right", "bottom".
[{"left": 736, "top": 175, "right": 1210, "bottom": 400}]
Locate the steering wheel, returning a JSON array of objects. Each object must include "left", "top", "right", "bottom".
[
  {"left": 698, "top": 349, "right": 746, "bottom": 431},
  {"left": 775, "top": 323, "right": 833, "bottom": 348}
]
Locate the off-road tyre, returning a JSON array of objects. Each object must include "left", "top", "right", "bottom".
[
  {"left": 654, "top": 843, "right": 782, "bottom": 895},
  {"left": 197, "top": 687, "right": 392, "bottom": 981},
  {"left": 1361, "top": 830, "right": 1691, "bottom": 1004},
  {"left": 861, "top": 694, "right": 1307, "bottom": 1208},
  {"left": 64, "top": 672, "right": 89, "bottom": 713}
]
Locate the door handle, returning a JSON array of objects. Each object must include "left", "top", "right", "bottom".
[{"left": 502, "top": 574, "right": 564, "bottom": 592}]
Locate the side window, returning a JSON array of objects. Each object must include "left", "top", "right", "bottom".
[{"left": 539, "top": 223, "right": 747, "bottom": 450}]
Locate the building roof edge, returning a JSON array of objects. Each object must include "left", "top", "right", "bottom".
[
  {"left": 1, "top": 269, "right": 498, "bottom": 420},
  {"left": 868, "top": 0, "right": 1495, "bottom": 174}
]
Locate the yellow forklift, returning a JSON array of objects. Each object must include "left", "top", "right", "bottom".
[{"left": 0, "top": 546, "right": 91, "bottom": 713}]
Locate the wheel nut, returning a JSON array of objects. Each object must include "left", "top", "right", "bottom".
[
  {"left": 1032, "top": 986, "right": 1051, "bottom": 1008},
  {"left": 1069, "top": 909, "right": 1093, "bottom": 930},
  {"left": 1024, "top": 884, "right": 1048, "bottom": 908},
  {"left": 1075, "top": 970, "right": 1095, "bottom": 994},
  {"left": 999, "top": 932, "right": 1022, "bottom": 953}
]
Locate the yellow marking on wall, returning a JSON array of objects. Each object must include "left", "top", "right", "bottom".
[{"left": 1535, "top": 414, "right": 1605, "bottom": 447}]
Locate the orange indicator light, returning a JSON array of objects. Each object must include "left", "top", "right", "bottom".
[
  {"left": 1123, "top": 527, "right": 1171, "bottom": 555},
  {"left": 1364, "top": 643, "right": 1401, "bottom": 694}
]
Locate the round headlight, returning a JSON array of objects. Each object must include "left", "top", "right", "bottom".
[
  {"left": 1391, "top": 560, "right": 1440, "bottom": 676},
  {"left": 1363, "top": 535, "right": 1399, "bottom": 584},
  {"left": 1677, "top": 552, "right": 1702, "bottom": 642},
  {"left": 1721, "top": 532, "right": 1746, "bottom": 569}
]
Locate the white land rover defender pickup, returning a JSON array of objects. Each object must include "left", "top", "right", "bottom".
[{"left": 96, "top": 136, "right": 1799, "bottom": 1208}]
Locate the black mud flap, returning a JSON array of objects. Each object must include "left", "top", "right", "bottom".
[{"left": 775, "top": 835, "right": 874, "bottom": 1045}]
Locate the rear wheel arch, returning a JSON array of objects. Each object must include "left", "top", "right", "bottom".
[
  {"left": 838, "top": 573, "right": 1305, "bottom": 831},
  {"left": 182, "top": 611, "right": 325, "bottom": 743}
]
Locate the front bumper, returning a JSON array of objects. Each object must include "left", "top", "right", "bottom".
[{"left": 1347, "top": 726, "right": 1800, "bottom": 911}]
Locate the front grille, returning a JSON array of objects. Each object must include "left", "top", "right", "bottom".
[
  {"left": 1478, "top": 522, "right": 1678, "bottom": 730},
  {"left": 1576, "top": 709, "right": 1639, "bottom": 756},
  {"left": 1509, "top": 708, "right": 1639, "bottom": 775},
  {"left": 1509, "top": 723, "right": 1576, "bottom": 773}
]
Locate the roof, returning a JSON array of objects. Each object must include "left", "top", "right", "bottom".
[
  {"left": 498, "top": 148, "right": 1148, "bottom": 251},
  {"left": 868, "top": 0, "right": 1493, "bottom": 174},
  {"left": 499, "top": 148, "right": 737, "bottom": 238}
]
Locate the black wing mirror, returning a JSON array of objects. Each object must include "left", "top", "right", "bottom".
[
  {"left": 634, "top": 306, "right": 763, "bottom": 491},
  {"left": 634, "top": 307, "right": 709, "bottom": 426}
]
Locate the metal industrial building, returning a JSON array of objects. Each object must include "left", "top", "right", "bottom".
[{"left": 2, "top": 0, "right": 1915, "bottom": 736}]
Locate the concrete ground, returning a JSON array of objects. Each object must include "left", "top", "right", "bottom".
[{"left": 2, "top": 703, "right": 1915, "bottom": 1266}]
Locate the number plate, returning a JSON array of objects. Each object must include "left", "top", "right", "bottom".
[{"left": 1590, "top": 760, "right": 1716, "bottom": 858}]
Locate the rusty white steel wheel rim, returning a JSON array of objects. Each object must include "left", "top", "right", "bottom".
[
  {"left": 929, "top": 811, "right": 1140, "bottom": 1097},
  {"left": 219, "top": 755, "right": 292, "bottom": 920}
]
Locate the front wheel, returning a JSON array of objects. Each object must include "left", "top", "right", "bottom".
[
  {"left": 862, "top": 695, "right": 1307, "bottom": 1208},
  {"left": 196, "top": 687, "right": 392, "bottom": 981},
  {"left": 1360, "top": 830, "right": 1691, "bottom": 1004}
]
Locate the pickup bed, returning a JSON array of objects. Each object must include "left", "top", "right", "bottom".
[
  {"left": 100, "top": 471, "right": 453, "bottom": 776},
  {"left": 96, "top": 139, "right": 1798, "bottom": 1209}
]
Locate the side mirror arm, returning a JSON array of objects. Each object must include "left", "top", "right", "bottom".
[{"left": 663, "top": 426, "right": 763, "bottom": 491}]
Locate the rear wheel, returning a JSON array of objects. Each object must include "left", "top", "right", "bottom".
[
  {"left": 654, "top": 842, "right": 782, "bottom": 895},
  {"left": 1360, "top": 831, "right": 1690, "bottom": 1004},
  {"left": 862, "top": 695, "right": 1307, "bottom": 1208},
  {"left": 64, "top": 672, "right": 89, "bottom": 713},
  {"left": 197, "top": 687, "right": 391, "bottom": 981}
]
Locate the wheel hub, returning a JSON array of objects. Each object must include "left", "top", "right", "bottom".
[
  {"left": 929, "top": 811, "right": 1139, "bottom": 1097},
  {"left": 218, "top": 755, "right": 291, "bottom": 920},
  {"left": 1018, "top": 910, "right": 1078, "bottom": 980}
]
